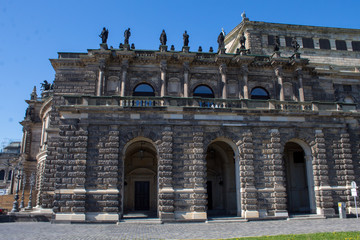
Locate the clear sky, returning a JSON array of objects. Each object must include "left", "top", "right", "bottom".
[{"left": 1, "top": 0, "right": 360, "bottom": 149}]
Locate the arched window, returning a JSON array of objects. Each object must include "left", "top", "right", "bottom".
[
  {"left": 193, "top": 85, "right": 215, "bottom": 98},
  {"left": 250, "top": 87, "right": 270, "bottom": 100},
  {"left": 0, "top": 170, "right": 5, "bottom": 180},
  {"left": 133, "top": 83, "right": 155, "bottom": 97}
]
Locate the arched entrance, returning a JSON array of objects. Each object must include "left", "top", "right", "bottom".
[
  {"left": 123, "top": 139, "right": 158, "bottom": 217},
  {"left": 284, "top": 140, "right": 316, "bottom": 214},
  {"left": 206, "top": 140, "right": 239, "bottom": 217}
]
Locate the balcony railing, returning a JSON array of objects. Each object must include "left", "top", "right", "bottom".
[{"left": 63, "top": 95, "right": 358, "bottom": 112}]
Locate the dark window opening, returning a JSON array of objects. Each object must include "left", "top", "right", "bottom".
[
  {"left": 293, "top": 151, "right": 305, "bottom": 164},
  {"left": 0, "top": 170, "right": 4, "bottom": 180},
  {"left": 133, "top": 83, "right": 155, "bottom": 97},
  {"left": 8, "top": 170, "right": 12, "bottom": 181},
  {"left": 335, "top": 40, "right": 347, "bottom": 51},
  {"left": 250, "top": 87, "right": 270, "bottom": 100},
  {"left": 285, "top": 37, "right": 293, "bottom": 47},
  {"left": 193, "top": 85, "right": 215, "bottom": 98},
  {"left": 319, "top": 39, "right": 331, "bottom": 50},
  {"left": 352, "top": 41, "right": 360, "bottom": 52},
  {"left": 302, "top": 38, "right": 314, "bottom": 49},
  {"left": 268, "top": 35, "right": 275, "bottom": 46},
  {"left": 343, "top": 85, "right": 352, "bottom": 92}
]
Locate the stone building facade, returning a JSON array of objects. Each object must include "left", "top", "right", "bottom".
[{"left": 19, "top": 17, "right": 360, "bottom": 223}]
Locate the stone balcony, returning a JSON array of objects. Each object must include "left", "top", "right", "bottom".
[{"left": 63, "top": 95, "right": 358, "bottom": 113}]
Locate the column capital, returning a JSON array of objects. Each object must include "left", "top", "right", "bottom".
[
  {"left": 183, "top": 62, "right": 190, "bottom": 73},
  {"left": 241, "top": 64, "right": 249, "bottom": 75},
  {"left": 274, "top": 66, "right": 283, "bottom": 77},
  {"left": 99, "top": 60, "right": 106, "bottom": 71},
  {"left": 160, "top": 60, "right": 167, "bottom": 72},
  {"left": 296, "top": 67, "right": 303, "bottom": 77},
  {"left": 219, "top": 64, "right": 227, "bottom": 75},
  {"left": 121, "top": 60, "right": 129, "bottom": 71}
]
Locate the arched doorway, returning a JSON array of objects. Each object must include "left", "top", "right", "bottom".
[
  {"left": 206, "top": 140, "right": 239, "bottom": 217},
  {"left": 284, "top": 140, "right": 315, "bottom": 214},
  {"left": 123, "top": 140, "right": 158, "bottom": 218}
]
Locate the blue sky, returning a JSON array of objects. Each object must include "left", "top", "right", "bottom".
[{"left": 1, "top": 0, "right": 360, "bottom": 149}]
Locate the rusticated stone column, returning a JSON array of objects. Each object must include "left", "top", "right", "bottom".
[
  {"left": 275, "top": 66, "right": 284, "bottom": 101},
  {"left": 120, "top": 60, "right": 128, "bottom": 97},
  {"left": 241, "top": 64, "right": 249, "bottom": 99},
  {"left": 269, "top": 129, "right": 288, "bottom": 217},
  {"left": 53, "top": 118, "right": 88, "bottom": 222},
  {"left": 160, "top": 61, "right": 167, "bottom": 97},
  {"left": 296, "top": 68, "right": 305, "bottom": 102},
  {"left": 183, "top": 62, "right": 190, "bottom": 98},
  {"left": 157, "top": 126, "right": 175, "bottom": 221},
  {"left": 219, "top": 64, "right": 227, "bottom": 99},
  {"left": 333, "top": 132, "right": 355, "bottom": 212},
  {"left": 238, "top": 130, "right": 259, "bottom": 218},
  {"left": 311, "top": 129, "right": 335, "bottom": 216},
  {"left": 190, "top": 131, "right": 207, "bottom": 220}
]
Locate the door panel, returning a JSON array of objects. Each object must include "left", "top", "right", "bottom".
[{"left": 135, "top": 181, "right": 150, "bottom": 210}]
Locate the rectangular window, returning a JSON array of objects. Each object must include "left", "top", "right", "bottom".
[
  {"left": 335, "top": 40, "right": 347, "bottom": 51},
  {"left": 319, "top": 39, "right": 331, "bottom": 50},
  {"left": 285, "top": 37, "right": 293, "bottom": 47},
  {"left": 268, "top": 35, "right": 275, "bottom": 46},
  {"left": 352, "top": 41, "right": 360, "bottom": 51},
  {"left": 302, "top": 37, "right": 314, "bottom": 49}
]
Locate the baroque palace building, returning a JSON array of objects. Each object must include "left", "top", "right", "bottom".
[{"left": 17, "top": 15, "right": 360, "bottom": 223}]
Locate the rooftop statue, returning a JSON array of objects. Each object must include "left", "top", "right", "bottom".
[
  {"left": 99, "top": 27, "right": 109, "bottom": 44},
  {"left": 292, "top": 37, "right": 300, "bottom": 52},
  {"left": 183, "top": 31, "right": 189, "bottom": 47},
  {"left": 124, "top": 28, "right": 131, "bottom": 45},
  {"left": 160, "top": 30, "right": 167, "bottom": 45},
  {"left": 274, "top": 36, "right": 280, "bottom": 52},
  {"left": 217, "top": 32, "right": 225, "bottom": 50},
  {"left": 41, "top": 80, "right": 52, "bottom": 91},
  {"left": 239, "top": 32, "right": 246, "bottom": 49}
]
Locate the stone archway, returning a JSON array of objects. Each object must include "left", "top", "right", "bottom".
[
  {"left": 122, "top": 139, "right": 158, "bottom": 217},
  {"left": 206, "top": 140, "right": 240, "bottom": 217},
  {"left": 284, "top": 139, "right": 316, "bottom": 214}
]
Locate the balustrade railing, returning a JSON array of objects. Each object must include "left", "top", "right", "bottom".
[{"left": 63, "top": 95, "right": 357, "bottom": 112}]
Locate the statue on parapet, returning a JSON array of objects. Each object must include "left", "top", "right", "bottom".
[
  {"left": 41, "top": 80, "right": 52, "bottom": 91},
  {"left": 239, "top": 32, "right": 246, "bottom": 49},
  {"left": 183, "top": 31, "right": 189, "bottom": 47},
  {"left": 124, "top": 28, "right": 131, "bottom": 45},
  {"left": 160, "top": 30, "right": 167, "bottom": 45},
  {"left": 274, "top": 36, "right": 280, "bottom": 52},
  {"left": 99, "top": 27, "right": 109, "bottom": 44},
  {"left": 217, "top": 32, "right": 225, "bottom": 50},
  {"left": 291, "top": 37, "right": 300, "bottom": 53}
]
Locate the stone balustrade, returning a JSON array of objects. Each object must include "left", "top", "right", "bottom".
[{"left": 63, "top": 95, "right": 358, "bottom": 112}]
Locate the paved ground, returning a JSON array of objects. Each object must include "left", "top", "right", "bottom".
[{"left": 0, "top": 218, "right": 359, "bottom": 240}]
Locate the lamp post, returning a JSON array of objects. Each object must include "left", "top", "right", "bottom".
[
  {"left": 19, "top": 172, "right": 26, "bottom": 209},
  {"left": 26, "top": 173, "right": 35, "bottom": 210},
  {"left": 11, "top": 169, "right": 22, "bottom": 212}
]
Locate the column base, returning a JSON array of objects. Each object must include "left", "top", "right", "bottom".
[
  {"left": 174, "top": 211, "right": 207, "bottom": 222},
  {"left": 274, "top": 210, "right": 289, "bottom": 217},
  {"left": 54, "top": 213, "right": 85, "bottom": 222},
  {"left": 242, "top": 210, "right": 260, "bottom": 219}
]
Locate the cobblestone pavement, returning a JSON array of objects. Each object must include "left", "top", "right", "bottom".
[{"left": 0, "top": 218, "right": 359, "bottom": 240}]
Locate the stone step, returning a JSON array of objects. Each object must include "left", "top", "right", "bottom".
[
  {"left": 287, "top": 214, "right": 326, "bottom": 220},
  {"left": 207, "top": 216, "right": 248, "bottom": 223},
  {"left": 118, "top": 218, "right": 162, "bottom": 224}
]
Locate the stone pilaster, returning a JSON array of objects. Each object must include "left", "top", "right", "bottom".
[
  {"left": 158, "top": 127, "right": 175, "bottom": 221},
  {"left": 296, "top": 68, "right": 305, "bottom": 102},
  {"left": 97, "top": 61, "right": 105, "bottom": 96},
  {"left": 120, "top": 60, "right": 128, "bottom": 97},
  {"left": 269, "top": 129, "right": 288, "bottom": 217},
  {"left": 238, "top": 130, "right": 259, "bottom": 218},
  {"left": 241, "top": 64, "right": 249, "bottom": 99},
  {"left": 312, "top": 129, "right": 335, "bottom": 216},
  {"left": 183, "top": 62, "right": 190, "bottom": 98},
  {"left": 160, "top": 61, "right": 167, "bottom": 97},
  {"left": 275, "top": 67, "right": 284, "bottom": 101},
  {"left": 219, "top": 64, "right": 227, "bottom": 99}
]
